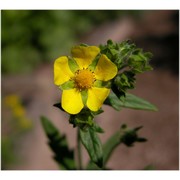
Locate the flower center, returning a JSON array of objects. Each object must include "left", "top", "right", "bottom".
[{"left": 74, "top": 68, "right": 95, "bottom": 91}]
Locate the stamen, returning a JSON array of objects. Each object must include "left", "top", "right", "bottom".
[{"left": 73, "top": 68, "right": 96, "bottom": 91}]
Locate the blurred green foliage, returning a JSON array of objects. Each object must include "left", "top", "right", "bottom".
[
  {"left": 2, "top": 94, "right": 33, "bottom": 169},
  {"left": 2, "top": 10, "right": 142, "bottom": 74},
  {"left": 2, "top": 137, "right": 17, "bottom": 169}
]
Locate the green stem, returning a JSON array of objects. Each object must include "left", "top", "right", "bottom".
[{"left": 77, "top": 128, "right": 82, "bottom": 170}]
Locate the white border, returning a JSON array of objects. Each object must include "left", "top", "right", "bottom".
[
  {"left": 1, "top": 171, "right": 180, "bottom": 180},
  {"left": 1, "top": 2, "right": 179, "bottom": 180},
  {"left": 0, "top": 0, "right": 180, "bottom": 9}
]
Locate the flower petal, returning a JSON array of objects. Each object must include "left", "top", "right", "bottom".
[
  {"left": 94, "top": 54, "right": 118, "bottom": 81},
  {"left": 71, "top": 46, "right": 100, "bottom": 69},
  {"left": 62, "top": 89, "right": 84, "bottom": 114},
  {"left": 54, "top": 56, "right": 74, "bottom": 86},
  {"left": 87, "top": 87, "right": 110, "bottom": 111}
]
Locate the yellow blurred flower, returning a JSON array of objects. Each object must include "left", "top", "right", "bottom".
[
  {"left": 4, "top": 94, "right": 32, "bottom": 130},
  {"left": 13, "top": 105, "right": 25, "bottom": 118},
  {"left": 54, "top": 45, "right": 117, "bottom": 114},
  {"left": 4, "top": 95, "right": 20, "bottom": 108}
]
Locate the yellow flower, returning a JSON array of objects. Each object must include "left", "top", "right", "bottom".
[{"left": 54, "top": 46, "right": 117, "bottom": 114}]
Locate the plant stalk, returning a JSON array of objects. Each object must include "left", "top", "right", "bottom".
[{"left": 77, "top": 128, "right": 82, "bottom": 170}]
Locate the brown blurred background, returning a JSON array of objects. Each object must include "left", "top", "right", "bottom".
[{"left": 1, "top": 10, "right": 179, "bottom": 170}]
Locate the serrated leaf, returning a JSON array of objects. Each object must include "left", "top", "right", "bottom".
[
  {"left": 79, "top": 127, "right": 103, "bottom": 168},
  {"left": 105, "top": 92, "right": 158, "bottom": 111},
  {"left": 41, "top": 116, "right": 76, "bottom": 170},
  {"left": 100, "top": 39, "right": 153, "bottom": 73},
  {"left": 119, "top": 93, "right": 158, "bottom": 111},
  {"left": 86, "top": 130, "right": 121, "bottom": 170},
  {"left": 86, "top": 126, "right": 129, "bottom": 169},
  {"left": 104, "top": 91, "right": 122, "bottom": 111},
  {"left": 113, "top": 71, "right": 136, "bottom": 95},
  {"left": 92, "top": 123, "right": 105, "bottom": 133},
  {"left": 87, "top": 124, "right": 147, "bottom": 169}
]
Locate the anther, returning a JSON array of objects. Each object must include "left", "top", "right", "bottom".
[{"left": 73, "top": 68, "right": 96, "bottom": 91}]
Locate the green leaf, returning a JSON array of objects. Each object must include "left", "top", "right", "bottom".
[
  {"left": 88, "top": 53, "right": 101, "bottom": 71},
  {"left": 80, "top": 43, "right": 88, "bottom": 47},
  {"left": 105, "top": 92, "right": 158, "bottom": 111},
  {"left": 120, "top": 125, "right": 147, "bottom": 147},
  {"left": 143, "top": 164, "right": 155, "bottom": 170},
  {"left": 128, "top": 49, "right": 153, "bottom": 73},
  {"left": 59, "top": 80, "right": 74, "bottom": 90},
  {"left": 92, "top": 123, "right": 105, "bottom": 133},
  {"left": 102, "top": 130, "right": 121, "bottom": 165},
  {"left": 94, "top": 79, "right": 111, "bottom": 88},
  {"left": 68, "top": 56, "right": 79, "bottom": 73},
  {"left": 104, "top": 91, "right": 122, "bottom": 111},
  {"left": 119, "top": 93, "right": 158, "bottom": 111},
  {"left": 79, "top": 127, "right": 103, "bottom": 168},
  {"left": 81, "top": 90, "right": 88, "bottom": 105},
  {"left": 69, "top": 109, "right": 94, "bottom": 129},
  {"left": 87, "top": 124, "right": 147, "bottom": 169},
  {"left": 113, "top": 71, "right": 136, "bottom": 95},
  {"left": 91, "top": 108, "right": 104, "bottom": 116},
  {"left": 100, "top": 39, "right": 153, "bottom": 74},
  {"left": 41, "top": 116, "right": 76, "bottom": 170}
]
